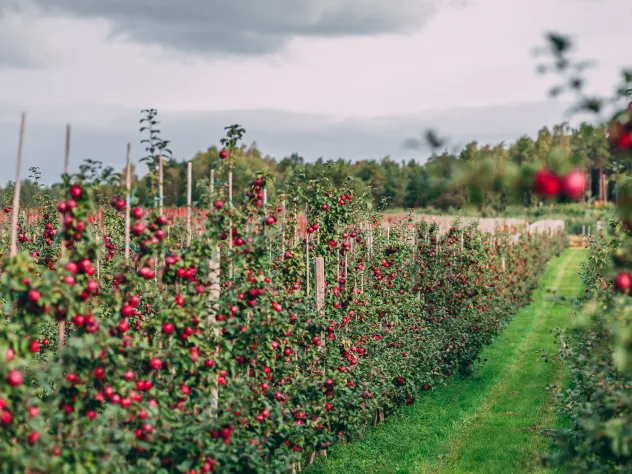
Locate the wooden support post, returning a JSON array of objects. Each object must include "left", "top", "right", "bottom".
[
  {"left": 96, "top": 232, "right": 101, "bottom": 280},
  {"left": 228, "top": 169, "right": 233, "bottom": 205},
  {"left": 57, "top": 123, "right": 72, "bottom": 370},
  {"left": 158, "top": 156, "right": 164, "bottom": 216},
  {"left": 124, "top": 143, "right": 132, "bottom": 261},
  {"left": 9, "top": 113, "right": 26, "bottom": 257},
  {"left": 306, "top": 237, "right": 310, "bottom": 297},
  {"left": 281, "top": 197, "right": 286, "bottom": 255},
  {"left": 315, "top": 257, "right": 325, "bottom": 311},
  {"left": 59, "top": 124, "right": 71, "bottom": 260},
  {"left": 228, "top": 167, "right": 233, "bottom": 278},
  {"left": 63, "top": 124, "right": 70, "bottom": 175},
  {"left": 186, "top": 161, "right": 192, "bottom": 247},
  {"left": 207, "top": 247, "right": 221, "bottom": 416}
]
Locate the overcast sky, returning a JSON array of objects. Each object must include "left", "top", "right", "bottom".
[{"left": 0, "top": 0, "right": 630, "bottom": 183}]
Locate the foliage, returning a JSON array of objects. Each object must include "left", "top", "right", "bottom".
[
  {"left": 485, "top": 33, "right": 632, "bottom": 474},
  {"left": 544, "top": 217, "right": 632, "bottom": 473},
  {"left": 0, "top": 115, "right": 620, "bottom": 213},
  {"left": 0, "top": 128, "right": 566, "bottom": 472}
]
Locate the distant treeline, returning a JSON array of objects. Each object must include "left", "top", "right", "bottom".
[{"left": 1, "top": 121, "right": 624, "bottom": 212}]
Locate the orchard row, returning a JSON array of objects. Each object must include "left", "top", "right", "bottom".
[{"left": 0, "top": 159, "right": 567, "bottom": 473}]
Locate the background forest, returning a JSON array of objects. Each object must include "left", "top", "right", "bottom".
[{"left": 1, "top": 120, "right": 621, "bottom": 215}]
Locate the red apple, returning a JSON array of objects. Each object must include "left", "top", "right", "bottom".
[
  {"left": 69, "top": 185, "right": 82, "bottom": 198},
  {"left": 615, "top": 272, "right": 632, "bottom": 293},
  {"left": 7, "top": 370, "right": 23, "bottom": 387},
  {"left": 562, "top": 170, "right": 587, "bottom": 200},
  {"left": 618, "top": 132, "right": 632, "bottom": 150},
  {"left": 27, "top": 431, "right": 40, "bottom": 446},
  {"left": 132, "top": 223, "right": 144, "bottom": 235},
  {"left": 533, "top": 169, "right": 562, "bottom": 197},
  {"left": 95, "top": 367, "right": 105, "bottom": 380},
  {"left": 27, "top": 289, "right": 41, "bottom": 303},
  {"left": 118, "top": 320, "right": 130, "bottom": 333},
  {"left": 86, "top": 280, "right": 99, "bottom": 293}
]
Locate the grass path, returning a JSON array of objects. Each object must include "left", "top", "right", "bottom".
[{"left": 308, "top": 249, "right": 584, "bottom": 474}]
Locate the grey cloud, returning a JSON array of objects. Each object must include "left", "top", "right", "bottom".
[
  {"left": 6, "top": 0, "right": 443, "bottom": 56},
  {"left": 0, "top": 100, "right": 581, "bottom": 185},
  {"left": 0, "top": 12, "right": 59, "bottom": 68}
]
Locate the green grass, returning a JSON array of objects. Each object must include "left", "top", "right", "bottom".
[{"left": 307, "top": 249, "right": 585, "bottom": 474}]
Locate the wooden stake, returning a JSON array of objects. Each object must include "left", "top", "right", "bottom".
[
  {"left": 228, "top": 169, "right": 233, "bottom": 205},
  {"left": 158, "top": 156, "right": 164, "bottom": 216},
  {"left": 96, "top": 232, "right": 101, "bottom": 280},
  {"left": 207, "top": 247, "right": 220, "bottom": 416},
  {"left": 58, "top": 122, "right": 71, "bottom": 439},
  {"left": 124, "top": 143, "right": 131, "bottom": 261},
  {"left": 59, "top": 122, "right": 71, "bottom": 259},
  {"left": 281, "top": 197, "right": 286, "bottom": 255},
  {"left": 315, "top": 257, "right": 325, "bottom": 311},
  {"left": 187, "top": 161, "right": 192, "bottom": 247},
  {"left": 9, "top": 113, "right": 25, "bottom": 257},
  {"left": 228, "top": 168, "right": 233, "bottom": 278},
  {"left": 306, "top": 237, "right": 310, "bottom": 297},
  {"left": 64, "top": 124, "right": 71, "bottom": 174}
]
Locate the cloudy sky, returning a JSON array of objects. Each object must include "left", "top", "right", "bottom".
[{"left": 0, "top": 0, "right": 630, "bottom": 183}]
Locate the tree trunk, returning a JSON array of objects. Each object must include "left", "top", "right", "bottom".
[{"left": 599, "top": 168, "right": 604, "bottom": 202}]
